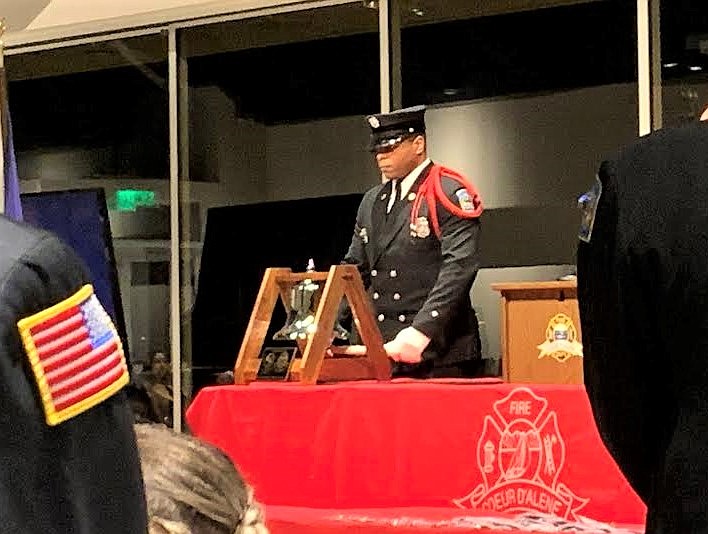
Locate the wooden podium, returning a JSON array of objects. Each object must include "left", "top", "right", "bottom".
[{"left": 491, "top": 280, "right": 583, "bottom": 384}]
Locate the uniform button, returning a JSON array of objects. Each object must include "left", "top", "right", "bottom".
[
  {"left": 398, "top": 314, "right": 406, "bottom": 322},
  {"left": 393, "top": 293, "right": 401, "bottom": 300},
  {"left": 373, "top": 292, "right": 380, "bottom": 300},
  {"left": 431, "top": 310, "right": 439, "bottom": 318},
  {"left": 390, "top": 269, "right": 397, "bottom": 277},
  {"left": 371, "top": 270, "right": 378, "bottom": 277},
  {"left": 378, "top": 314, "right": 385, "bottom": 322}
]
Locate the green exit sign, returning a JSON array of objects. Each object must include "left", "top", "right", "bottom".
[{"left": 115, "top": 190, "right": 156, "bottom": 211}]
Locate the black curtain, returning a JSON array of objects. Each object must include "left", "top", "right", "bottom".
[{"left": 191, "top": 194, "right": 362, "bottom": 389}]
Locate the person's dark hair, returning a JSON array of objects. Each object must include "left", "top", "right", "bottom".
[{"left": 135, "top": 423, "right": 268, "bottom": 534}]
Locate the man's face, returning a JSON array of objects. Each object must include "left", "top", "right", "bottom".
[{"left": 374, "top": 135, "right": 425, "bottom": 180}]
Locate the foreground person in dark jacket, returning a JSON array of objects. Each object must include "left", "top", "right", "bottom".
[
  {"left": 577, "top": 119, "right": 708, "bottom": 533},
  {"left": 0, "top": 214, "right": 147, "bottom": 533}
]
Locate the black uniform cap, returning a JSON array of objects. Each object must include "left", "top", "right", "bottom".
[{"left": 366, "top": 105, "right": 426, "bottom": 151}]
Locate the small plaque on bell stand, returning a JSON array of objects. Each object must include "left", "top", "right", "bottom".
[{"left": 257, "top": 347, "right": 298, "bottom": 380}]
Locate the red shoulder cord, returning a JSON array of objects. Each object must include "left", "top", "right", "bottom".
[{"left": 410, "top": 164, "right": 484, "bottom": 238}]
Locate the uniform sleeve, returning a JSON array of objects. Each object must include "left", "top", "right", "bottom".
[
  {"left": 341, "top": 196, "right": 371, "bottom": 288},
  {"left": 338, "top": 196, "right": 372, "bottom": 330},
  {"left": 577, "top": 161, "right": 656, "bottom": 503},
  {"left": 14, "top": 233, "right": 90, "bottom": 309},
  {"left": 0, "top": 232, "right": 148, "bottom": 534},
  {"left": 411, "top": 183, "right": 481, "bottom": 340}
]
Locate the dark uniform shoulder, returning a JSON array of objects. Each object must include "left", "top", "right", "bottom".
[
  {"left": 611, "top": 122, "right": 708, "bottom": 171},
  {"left": 358, "top": 182, "right": 386, "bottom": 211},
  {"left": 0, "top": 217, "right": 89, "bottom": 330},
  {"left": 596, "top": 121, "right": 708, "bottom": 207},
  {"left": 0, "top": 215, "right": 108, "bottom": 425},
  {"left": 439, "top": 174, "right": 482, "bottom": 216},
  {"left": 0, "top": 215, "right": 147, "bottom": 532},
  {"left": 439, "top": 174, "right": 463, "bottom": 196},
  {"left": 0, "top": 216, "right": 48, "bottom": 277},
  {"left": 364, "top": 181, "right": 384, "bottom": 197}
]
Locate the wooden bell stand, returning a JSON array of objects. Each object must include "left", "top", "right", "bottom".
[{"left": 233, "top": 264, "right": 391, "bottom": 385}]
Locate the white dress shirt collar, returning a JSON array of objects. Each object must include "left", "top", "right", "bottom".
[{"left": 387, "top": 158, "right": 431, "bottom": 212}]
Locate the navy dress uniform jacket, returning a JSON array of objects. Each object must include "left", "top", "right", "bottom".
[
  {"left": 577, "top": 121, "right": 708, "bottom": 533},
  {"left": 0, "top": 216, "right": 147, "bottom": 533},
  {"left": 343, "top": 163, "right": 482, "bottom": 375}
]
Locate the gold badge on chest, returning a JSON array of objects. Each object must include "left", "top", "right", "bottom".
[{"left": 410, "top": 216, "right": 430, "bottom": 238}]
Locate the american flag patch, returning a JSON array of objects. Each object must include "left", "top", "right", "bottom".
[{"left": 17, "top": 285, "right": 129, "bottom": 426}]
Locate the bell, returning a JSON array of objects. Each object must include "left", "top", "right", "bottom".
[
  {"left": 272, "top": 259, "right": 351, "bottom": 342},
  {"left": 273, "top": 259, "right": 320, "bottom": 341}
]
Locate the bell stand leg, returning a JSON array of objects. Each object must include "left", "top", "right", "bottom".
[{"left": 233, "top": 268, "right": 293, "bottom": 384}]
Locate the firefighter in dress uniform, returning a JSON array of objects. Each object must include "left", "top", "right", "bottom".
[
  {"left": 339, "top": 105, "right": 484, "bottom": 378},
  {"left": 0, "top": 214, "right": 147, "bottom": 533}
]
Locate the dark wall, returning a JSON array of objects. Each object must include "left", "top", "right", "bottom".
[{"left": 191, "top": 194, "right": 362, "bottom": 374}]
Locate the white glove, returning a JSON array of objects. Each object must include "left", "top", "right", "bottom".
[{"left": 384, "top": 327, "right": 431, "bottom": 364}]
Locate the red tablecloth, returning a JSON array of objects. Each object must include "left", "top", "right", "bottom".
[{"left": 186, "top": 380, "right": 646, "bottom": 527}]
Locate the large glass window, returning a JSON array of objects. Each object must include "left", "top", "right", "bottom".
[
  {"left": 177, "top": 2, "right": 379, "bottom": 399},
  {"left": 660, "top": 0, "right": 708, "bottom": 127},
  {"left": 6, "top": 33, "right": 171, "bottom": 422},
  {"left": 396, "top": 0, "right": 638, "bottom": 363},
  {"left": 399, "top": 0, "right": 636, "bottom": 106}
]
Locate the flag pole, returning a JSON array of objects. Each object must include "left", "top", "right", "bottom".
[
  {"left": 0, "top": 18, "right": 5, "bottom": 215},
  {"left": 0, "top": 18, "right": 4, "bottom": 68}
]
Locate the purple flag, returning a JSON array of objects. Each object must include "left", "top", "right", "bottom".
[{"left": 1, "top": 65, "right": 22, "bottom": 221}]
